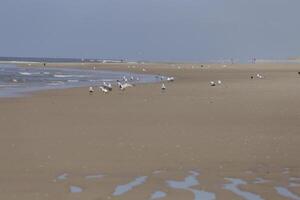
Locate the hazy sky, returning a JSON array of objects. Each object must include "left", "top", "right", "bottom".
[{"left": 0, "top": 0, "right": 300, "bottom": 62}]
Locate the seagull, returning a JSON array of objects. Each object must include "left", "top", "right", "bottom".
[
  {"left": 256, "top": 73, "right": 263, "bottom": 79},
  {"left": 167, "top": 77, "right": 175, "bottom": 82},
  {"left": 217, "top": 80, "right": 222, "bottom": 85},
  {"left": 103, "top": 82, "right": 112, "bottom": 91},
  {"left": 89, "top": 86, "right": 94, "bottom": 94},
  {"left": 119, "top": 83, "right": 133, "bottom": 90},
  {"left": 210, "top": 81, "right": 216, "bottom": 86},
  {"left": 161, "top": 83, "right": 166, "bottom": 90},
  {"left": 99, "top": 86, "right": 109, "bottom": 94}
]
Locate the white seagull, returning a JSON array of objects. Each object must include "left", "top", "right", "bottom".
[
  {"left": 167, "top": 77, "right": 175, "bottom": 82},
  {"left": 103, "top": 82, "right": 112, "bottom": 91},
  {"left": 161, "top": 83, "right": 166, "bottom": 90},
  {"left": 119, "top": 83, "right": 133, "bottom": 90},
  {"left": 99, "top": 86, "right": 109, "bottom": 94},
  {"left": 89, "top": 86, "right": 94, "bottom": 94}
]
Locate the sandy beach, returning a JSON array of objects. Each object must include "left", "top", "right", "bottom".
[{"left": 1, "top": 62, "right": 300, "bottom": 199}]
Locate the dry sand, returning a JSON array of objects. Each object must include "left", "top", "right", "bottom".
[{"left": 1, "top": 62, "right": 300, "bottom": 199}]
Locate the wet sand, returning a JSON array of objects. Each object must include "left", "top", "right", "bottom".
[{"left": 1, "top": 62, "right": 300, "bottom": 199}]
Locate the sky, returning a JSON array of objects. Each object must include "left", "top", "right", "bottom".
[{"left": 0, "top": 0, "right": 300, "bottom": 62}]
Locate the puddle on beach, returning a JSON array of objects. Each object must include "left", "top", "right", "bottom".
[
  {"left": 253, "top": 178, "right": 269, "bottom": 184},
  {"left": 223, "top": 178, "right": 264, "bottom": 200},
  {"left": 85, "top": 174, "right": 104, "bottom": 180},
  {"left": 166, "top": 171, "right": 216, "bottom": 200},
  {"left": 56, "top": 173, "right": 68, "bottom": 180},
  {"left": 53, "top": 168, "right": 300, "bottom": 199},
  {"left": 69, "top": 185, "right": 83, "bottom": 193},
  {"left": 150, "top": 191, "right": 167, "bottom": 199},
  {"left": 275, "top": 187, "right": 300, "bottom": 200},
  {"left": 112, "top": 176, "right": 148, "bottom": 196}
]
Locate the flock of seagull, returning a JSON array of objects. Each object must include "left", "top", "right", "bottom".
[
  {"left": 89, "top": 71, "right": 270, "bottom": 94},
  {"left": 88, "top": 76, "right": 174, "bottom": 95}
]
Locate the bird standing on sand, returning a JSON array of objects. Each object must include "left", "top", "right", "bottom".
[
  {"left": 89, "top": 86, "right": 94, "bottom": 94},
  {"left": 167, "top": 77, "right": 175, "bottom": 82},
  {"left": 161, "top": 83, "right": 166, "bottom": 91},
  {"left": 103, "top": 82, "right": 112, "bottom": 91},
  {"left": 217, "top": 80, "right": 222, "bottom": 85},
  {"left": 210, "top": 81, "right": 216, "bottom": 86},
  {"left": 99, "top": 86, "right": 109, "bottom": 94}
]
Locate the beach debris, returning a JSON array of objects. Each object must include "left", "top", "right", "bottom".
[
  {"left": 89, "top": 86, "right": 94, "bottom": 94},
  {"left": 298, "top": 72, "right": 300, "bottom": 75},
  {"left": 11, "top": 78, "right": 18, "bottom": 83},
  {"left": 161, "top": 83, "right": 166, "bottom": 91},
  {"left": 210, "top": 81, "right": 216, "bottom": 86},
  {"left": 167, "top": 77, "right": 175, "bottom": 82},
  {"left": 251, "top": 76, "right": 254, "bottom": 79},
  {"left": 142, "top": 68, "right": 146, "bottom": 72}
]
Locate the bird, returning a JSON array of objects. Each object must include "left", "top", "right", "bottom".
[
  {"left": 217, "top": 80, "right": 222, "bottom": 85},
  {"left": 89, "top": 86, "right": 94, "bottom": 94},
  {"left": 161, "top": 83, "right": 166, "bottom": 90},
  {"left": 122, "top": 76, "right": 128, "bottom": 82},
  {"left": 167, "top": 77, "right": 175, "bottom": 82},
  {"left": 119, "top": 83, "right": 133, "bottom": 90},
  {"left": 99, "top": 86, "right": 109, "bottom": 94},
  {"left": 210, "top": 81, "right": 216, "bottom": 86},
  {"left": 103, "top": 82, "right": 112, "bottom": 91}
]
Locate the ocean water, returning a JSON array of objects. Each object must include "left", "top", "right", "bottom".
[{"left": 0, "top": 64, "right": 165, "bottom": 97}]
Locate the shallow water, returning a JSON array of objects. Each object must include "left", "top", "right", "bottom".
[
  {"left": 166, "top": 171, "right": 216, "bottom": 200},
  {"left": 150, "top": 191, "right": 167, "bottom": 199},
  {"left": 275, "top": 187, "right": 300, "bottom": 200},
  {"left": 85, "top": 174, "right": 104, "bottom": 180},
  {"left": 223, "top": 178, "right": 264, "bottom": 200},
  {"left": 69, "top": 185, "right": 83, "bottom": 193},
  {"left": 56, "top": 173, "right": 68, "bottom": 180},
  {"left": 0, "top": 64, "right": 166, "bottom": 97},
  {"left": 113, "top": 176, "right": 148, "bottom": 196},
  {"left": 253, "top": 178, "right": 269, "bottom": 184}
]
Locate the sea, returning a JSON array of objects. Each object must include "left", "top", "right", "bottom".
[{"left": 0, "top": 64, "right": 165, "bottom": 97}]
